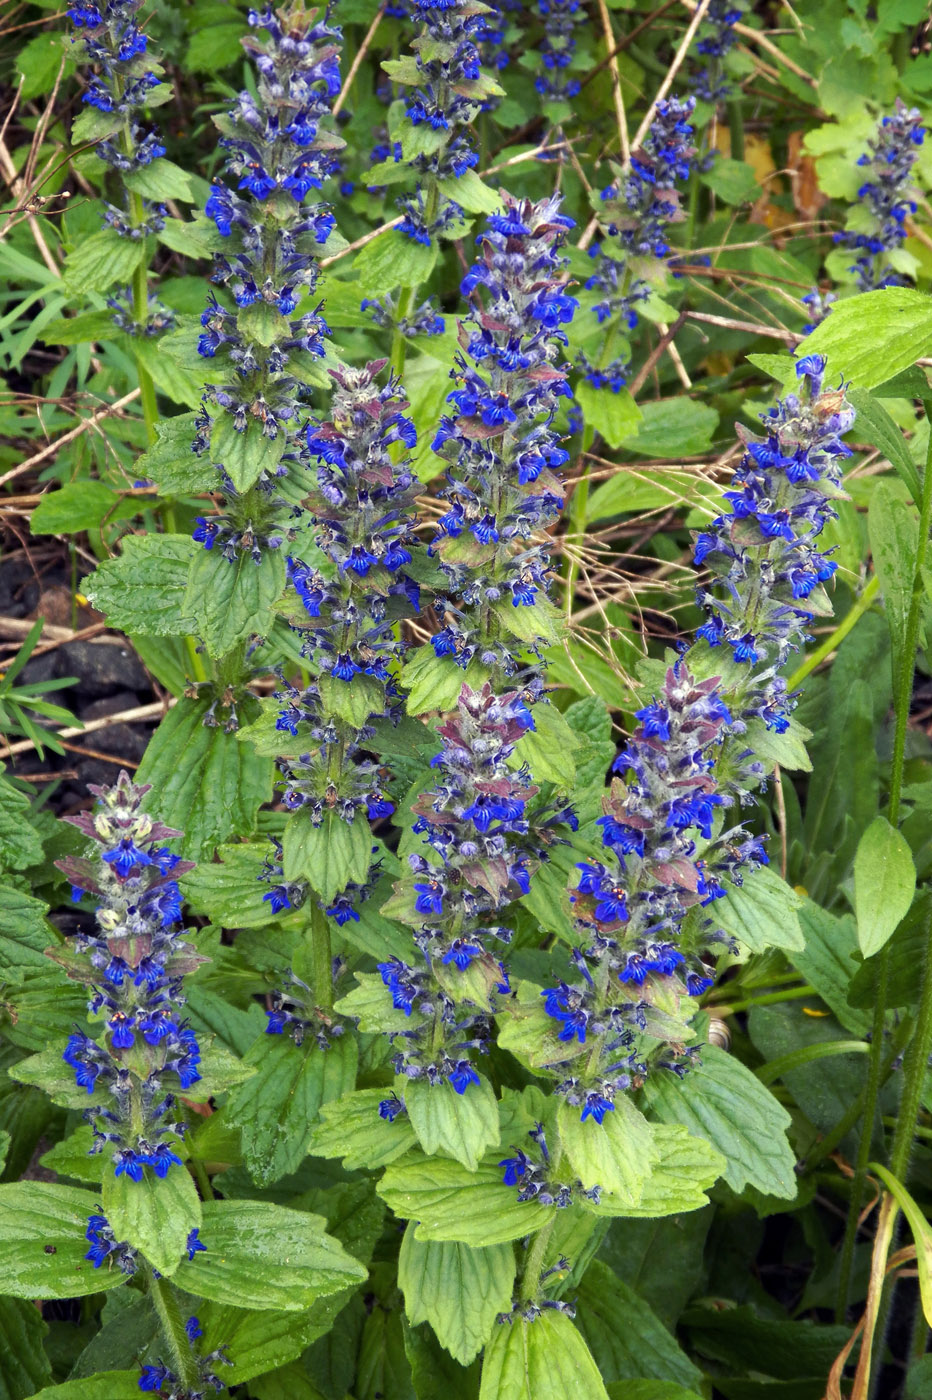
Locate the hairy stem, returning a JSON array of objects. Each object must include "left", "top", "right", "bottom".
[{"left": 149, "top": 1272, "right": 200, "bottom": 1389}]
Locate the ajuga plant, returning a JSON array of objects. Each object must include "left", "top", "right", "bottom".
[
  {"left": 803, "top": 100, "right": 926, "bottom": 329},
  {"left": 66, "top": 0, "right": 182, "bottom": 438},
  {"left": 577, "top": 96, "right": 697, "bottom": 396},
  {"left": 688, "top": 0, "right": 744, "bottom": 106},
  {"left": 500, "top": 355, "right": 854, "bottom": 1158}
]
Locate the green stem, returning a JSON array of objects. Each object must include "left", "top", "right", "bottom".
[
  {"left": 519, "top": 1220, "right": 556, "bottom": 1303},
  {"left": 190, "top": 1155, "right": 215, "bottom": 1201},
  {"left": 726, "top": 98, "right": 745, "bottom": 163},
  {"left": 786, "top": 574, "right": 881, "bottom": 690},
  {"left": 836, "top": 402, "right": 932, "bottom": 1321},
  {"left": 310, "top": 899, "right": 333, "bottom": 1012},
  {"left": 148, "top": 1272, "right": 200, "bottom": 1389},
  {"left": 720, "top": 984, "right": 816, "bottom": 1015}
]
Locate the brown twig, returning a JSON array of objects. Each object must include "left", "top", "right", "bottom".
[
  {"left": 333, "top": 5, "right": 386, "bottom": 117},
  {"left": 627, "top": 311, "right": 689, "bottom": 395},
  {"left": 0, "top": 389, "right": 142, "bottom": 490},
  {"left": 0, "top": 699, "right": 172, "bottom": 762}
]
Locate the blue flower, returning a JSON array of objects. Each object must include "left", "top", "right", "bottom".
[
  {"left": 448, "top": 1060, "right": 481, "bottom": 1094},
  {"left": 186, "top": 1228, "right": 207, "bottom": 1260},
  {"left": 102, "top": 837, "right": 152, "bottom": 878}
]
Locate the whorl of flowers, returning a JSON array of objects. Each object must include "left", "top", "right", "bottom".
[
  {"left": 832, "top": 100, "right": 926, "bottom": 295},
  {"left": 378, "top": 0, "right": 501, "bottom": 247},
  {"left": 580, "top": 97, "right": 696, "bottom": 392},
  {"left": 53, "top": 771, "right": 202, "bottom": 1184},
  {"left": 274, "top": 360, "right": 421, "bottom": 833},
  {"left": 503, "top": 356, "right": 856, "bottom": 1142},
  {"left": 68, "top": 0, "right": 166, "bottom": 218},
  {"left": 430, "top": 192, "right": 577, "bottom": 683},
  {"left": 535, "top": 0, "right": 584, "bottom": 102},
  {"left": 138, "top": 1311, "right": 230, "bottom": 1396},
  {"left": 191, "top": 3, "right": 343, "bottom": 564},
  {"left": 376, "top": 682, "right": 575, "bottom": 1095},
  {"left": 690, "top": 0, "right": 743, "bottom": 103}
]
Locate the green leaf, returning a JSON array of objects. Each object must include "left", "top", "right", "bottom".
[
  {"left": 0, "top": 1295, "right": 53, "bottom": 1397},
  {"left": 63, "top": 229, "right": 145, "bottom": 294},
  {"left": 713, "top": 865, "right": 805, "bottom": 954},
  {"left": 68, "top": 1295, "right": 159, "bottom": 1381},
  {"left": 38, "top": 310, "right": 116, "bottom": 347},
  {"left": 854, "top": 814, "right": 917, "bottom": 957},
  {"left": 184, "top": 547, "right": 287, "bottom": 657},
  {"left": 310, "top": 1088, "right": 419, "bottom": 1170},
  {"left": 401, "top": 646, "right": 475, "bottom": 715},
  {"left": 180, "top": 841, "right": 276, "bottom": 927},
  {"left": 479, "top": 1309, "right": 608, "bottom": 1400},
  {"left": 512, "top": 701, "right": 579, "bottom": 787},
  {"left": 282, "top": 809, "right": 373, "bottom": 899},
  {"left": 399, "top": 1227, "right": 515, "bottom": 1364},
  {"left": 868, "top": 480, "right": 919, "bottom": 675},
  {"left": 557, "top": 1096, "right": 658, "bottom": 1205},
  {"left": 174, "top": 1198, "right": 367, "bottom": 1309},
  {"left": 492, "top": 595, "right": 563, "bottom": 648},
  {"left": 136, "top": 697, "right": 274, "bottom": 859},
  {"left": 24, "top": 1373, "right": 142, "bottom": 1400},
  {"left": 620, "top": 398, "right": 720, "bottom": 459},
  {"left": 872, "top": 1163, "right": 932, "bottom": 1327},
  {"left": 404, "top": 1322, "right": 482, "bottom": 1400},
  {"left": 587, "top": 1124, "right": 725, "bottom": 1218},
  {"left": 209, "top": 415, "right": 286, "bottom": 493},
  {"left": 575, "top": 382, "right": 643, "bottom": 449},
  {"left": 31, "top": 480, "right": 139, "bottom": 535},
  {"left": 131, "top": 413, "right": 218, "bottom": 494},
  {"left": 378, "top": 1156, "right": 554, "bottom": 1247},
  {"left": 17, "top": 31, "right": 73, "bottom": 100},
  {"left": 101, "top": 1161, "right": 201, "bottom": 1278},
  {"left": 642, "top": 1044, "right": 797, "bottom": 1198},
  {"left": 354, "top": 230, "right": 438, "bottom": 294},
  {"left": 124, "top": 159, "right": 194, "bottom": 201},
  {"left": 84, "top": 534, "right": 199, "bottom": 637},
  {"left": 575, "top": 1261, "right": 703, "bottom": 1390},
  {"left": 800, "top": 287, "right": 932, "bottom": 389},
  {"left": 700, "top": 157, "right": 760, "bottom": 204},
  {"left": 586, "top": 466, "right": 721, "bottom": 524},
  {"left": 793, "top": 900, "right": 870, "bottom": 1034},
  {"left": 437, "top": 170, "right": 502, "bottom": 213},
  {"left": 405, "top": 1076, "right": 500, "bottom": 1171},
  {"left": 320, "top": 671, "right": 386, "bottom": 728},
  {"left": 0, "top": 1181, "right": 126, "bottom": 1298},
  {"left": 848, "top": 388, "right": 922, "bottom": 501},
  {"left": 225, "top": 1032, "right": 357, "bottom": 1186}
]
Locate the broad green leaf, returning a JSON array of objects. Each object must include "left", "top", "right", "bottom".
[
  {"left": 63, "top": 229, "right": 145, "bottom": 293},
  {"left": 575, "top": 381, "right": 642, "bottom": 449},
  {"left": 282, "top": 808, "right": 373, "bottom": 899},
  {"left": 357, "top": 1289, "right": 413, "bottom": 1400},
  {"left": 101, "top": 1160, "right": 201, "bottom": 1277},
  {"left": 868, "top": 480, "right": 919, "bottom": 675},
  {"left": 38, "top": 310, "right": 116, "bottom": 347},
  {"left": 793, "top": 900, "right": 870, "bottom": 1034},
  {"left": 619, "top": 398, "right": 719, "bottom": 459},
  {"left": 209, "top": 415, "right": 286, "bottom": 494},
  {"left": 588, "top": 1124, "right": 725, "bottom": 1218},
  {"left": 586, "top": 466, "right": 720, "bottom": 524},
  {"left": 17, "top": 31, "right": 74, "bottom": 99},
  {"left": 557, "top": 1096, "right": 657, "bottom": 1205},
  {"left": 0, "top": 885, "right": 53, "bottom": 970},
  {"left": 184, "top": 546, "right": 287, "bottom": 657},
  {"left": 848, "top": 388, "right": 922, "bottom": 501},
  {"left": 399, "top": 1228, "right": 515, "bottom": 1364},
  {"left": 492, "top": 594, "right": 563, "bottom": 648},
  {"left": 800, "top": 286, "right": 932, "bottom": 389},
  {"left": 354, "top": 230, "right": 438, "bottom": 294},
  {"left": 31, "top": 480, "right": 139, "bottom": 535},
  {"left": 225, "top": 1032, "right": 357, "bottom": 1186},
  {"left": 405, "top": 1076, "right": 500, "bottom": 1172},
  {"left": 713, "top": 865, "right": 805, "bottom": 954},
  {"left": 124, "top": 158, "right": 194, "bottom": 202},
  {"left": 401, "top": 646, "right": 479, "bottom": 716},
  {"left": 320, "top": 671, "right": 386, "bottom": 729},
  {"left": 479, "top": 1308, "right": 609, "bottom": 1400},
  {"left": 136, "top": 696, "right": 273, "bottom": 859},
  {"left": 437, "top": 170, "right": 502, "bottom": 213},
  {"left": 378, "top": 1156, "right": 554, "bottom": 1246},
  {"left": 174, "top": 1199, "right": 367, "bottom": 1309},
  {"left": 404, "top": 1322, "right": 482, "bottom": 1400},
  {"left": 180, "top": 841, "right": 277, "bottom": 927},
  {"left": 642, "top": 1044, "right": 797, "bottom": 1198},
  {"left": 0, "top": 1181, "right": 126, "bottom": 1298},
  {"left": 84, "top": 534, "right": 199, "bottom": 638},
  {"left": 575, "top": 1261, "right": 703, "bottom": 1390},
  {"left": 131, "top": 413, "right": 219, "bottom": 494},
  {"left": 68, "top": 1294, "right": 159, "bottom": 1380},
  {"left": 310, "top": 1088, "right": 418, "bottom": 1170},
  {"left": 0, "top": 1295, "right": 52, "bottom": 1397},
  {"left": 40, "top": 1126, "right": 103, "bottom": 1185},
  {"left": 679, "top": 1302, "right": 852, "bottom": 1380},
  {"left": 854, "top": 815, "right": 916, "bottom": 957},
  {"left": 700, "top": 157, "right": 759, "bottom": 204},
  {"left": 512, "top": 700, "right": 579, "bottom": 787},
  {"left": 24, "top": 1373, "right": 141, "bottom": 1400}
]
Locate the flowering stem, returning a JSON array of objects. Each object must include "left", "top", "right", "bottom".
[
  {"left": 786, "top": 575, "right": 881, "bottom": 690},
  {"left": 835, "top": 402, "right": 932, "bottom": 1323},
  {"left": 148, "top": 1272, "right": 200, "bottom": 1389},
  {"left": 310, "top": 900, "right": 333, "bottom": 1013},
  {"left": 519, "top": 1218, "right": 556, "bottom": 1303}
]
